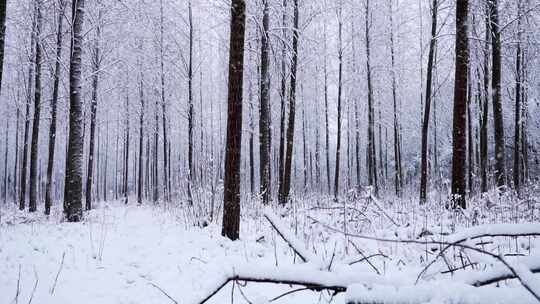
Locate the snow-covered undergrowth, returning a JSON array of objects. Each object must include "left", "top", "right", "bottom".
[{"left": 1, "top": 186, "right": 539, "bottom": 304}]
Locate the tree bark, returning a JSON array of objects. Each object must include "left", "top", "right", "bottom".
[
  {"left": 222, "top": 0, "right": 246, "bottom": 241},
  {"left": 137, "top": 70, "right": 144, "bottom": 205},
  {"left": 480, "top": 4, "right": 490, "bottom": 193},
  {"left": 513, "top": 1, "right": 522, "bottom": 195},
  {"left": 419, "top": 0, "right": 437, "bottom": 204},
  {"left": 334, "top": 5, "right": 343, "bottom": 200},
  {"left": 64, "top": 0, "right": 86, "bottom": 221},
  {"left": 279, "top": 0, "right": 299, "bottom": 205},
  {"left": 45, "top": 0, "right": 65, "bottom": 215},
  {"left": 389, "top": 1, "right": 402, "bottom": 197},
  {"left": 259, "top": 0, "right": 271, "bottom": 204},
  {"left": 278, "top": 0, "right": 287, "bottom": 198},
  {"left": 20, "top": 6, "right": 38, "bottom": 211},
  {"left": 451, "top": 0, "right": 469, "bottom": 209},
  {"left": 123, "top": 93, "right": 130, "bottom": 204},
  {"left": 488, "top": 0, "right": 506, "bottom": 189},
  {"left": 3, "top": 120, "right": 8, "bottom": 204},
  {"left": 0, "top": 0, "right": 7, "bottom": 93},
  {"left": 85, "top": 10, "right": 101, "bottom": 211},
  {"left": 159, "top": 0, "right": 169, "bottom": 202},
  {"left": 187, "top": 0, "right": 194, "bottom": 205},
  {"left": 365, "top": 0, "right": 378, "bottom": 196},
  {"left": 28, "top": 0, "right": 43, "bottom": 212}
]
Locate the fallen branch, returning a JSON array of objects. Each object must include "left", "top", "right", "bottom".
[
  {"left": 309, "top": 217, "right": 540, "bottom": 301},
  {"left": 194, "top": 267, "right": 348, "bottom": 304},
  {"left": 50, "top": 252, "right": 65, "bottom": 295},
  {"left": 148, "top": 282, "right": 178, "bottom": 304},
  {"left": 263, "top": 209, "right": 317, "bottom": 263},
  {"left": 27, "top": 266, "right": 38, "bottom": 304},
  {"left": 447, "top": 223, "right": 540, "bottom": 243},
  {"left": 463, "top": 254, "right": 540, "bottom": 287},
  {"left": 12, "top": 264, "right": 21, "bottom": 304}
]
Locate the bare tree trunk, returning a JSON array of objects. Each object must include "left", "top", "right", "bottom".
[
  {"left": 314, "top": 80, "right": 321, "bottom": 189},
  {"left": 323, "top": 19, "right": 331, "bottom": 193},
  {"left": 144, "top": 132, "right": 150, "bottom": 200},
  {"left": 13, "top": 106, "right": 19, "bottom": 204},
  {"left": 159, "top": 0, "right": 169, "bottom": 202},
  {"left": 513, "top": 1, "right": 522, "bottom": 195},
  {"left": 301, "top": 87, "right": 308, "bottom": 191},
  {"left": 248, "top": 60, "right": 255, "bottom": 195},
  {"left": 222, "top": 0, "right": 246, "bottom": 241},
  {"left": 419, "top": 0, "right": 437, "bottom": 204},
  {"left": 279, "top": 0, "right": 299, "bottom": 205},
  {"left": 45, "top": 0, "right": 65, "bottom": 215},
  {"left": 259, "top": 0, "right": 271, "bottom": 204},
  {"left": 278, "top": 0, "right": 287, "bottom": 198},
  {"left": 137, "top": 70, "right": 144, "bottom": 205},
  {"left": 480, "top": 5, "right": 490, "bottom": 193},
  {"left": 85, "top": 11, "right": 101, "bottom": 210},
  {"left": 3, "top": 120, "right": 8, "bottom": 204},
  {"left": 451, "top": 0, "right": 469, "bottom": 209},
  {"left": 0, "top": 0, "right": 6, "bottom": 94},
  {"left": 28, "top": 0, "right": 43, "bottom": 212},
  {"left": 389, "top": 1, "right": 402, "bottom": 197},
  {"left": 488, "top": 0, "right": 506, "bottom": 189},
  {"left": 365, "top": 0, "right": 378, "bottom": 196},
  {"left": 114, "top": 115, "right": 119, "bottom": 200},
  {"left": 104, "top": 120, "right": 109, "bottom": 201},
  {"left": 186, "top": 0, "right": 194, "bottom": 205},
  {"left": 467, "top": 66, "right": 474, "bottom": 195},
  {"left": 334, "top": 4, "right": 343, "bottom": 200},
  {"left": 64, "top": 0, "right": 86, "bottom": 221},
  {"left": 123, "top": 93, "right": 130, "bottom": 204},
  {"left": 20, "top": 6, "right": 38, "bottom": 211}
]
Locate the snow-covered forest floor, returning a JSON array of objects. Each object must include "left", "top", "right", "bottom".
[{"left": 1, "top": 186, "right": 540, "bottom": 304}]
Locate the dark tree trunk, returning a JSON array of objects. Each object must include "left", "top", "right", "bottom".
[
  {"left": 153, "top": 98, "right": 159, "bottom": 203},
  {"left": 278, "top": 0, "right": 287, "bottom": 198},
  {"left": 279, "top": 0, "right": 299, "bottom": 205},
  {"left": 20, "top": 6, "right": 38, "bottom": 211},
  {"left": 323, "top": 21, "right": 331, "bottom": 193},
  {"left": 64, "top": 0, "right": 86, "bottom": 221},
  {"left": 221, "top": 0, "right": 246, "bottom": 241},
  {"left": 13, "top": 106, "right": 19, "bottom": 204},
  {"left": 301, "top": 86, "right": 307, "bottom": 191},
  {"left": 480, "top": 5, "right": 490, "bottom": 193},
  {"left": 104, "top": 120, "right": 109, "bottom": 201},
  {"left": 451, "top": 0, "right": 469, "bottom": 209},
  {"left": 389, "top": 1, "right": 402, "bottom": 197},
  {"left": 513, "top": 2, "right": 522, "bottom": 195},
  {"left": 419, "top": 0, "right": 437, "bottom": 204},
  {"left": 248, "top": 59, "right": 255, "bottom": 195},
  {"left": 28, "top": 0, "right": 43, "bottom": 213},
  {"left": 334, "top": 6, "right": 343, "bottom": 200},
  {"left": 85, "top": 13, "right": 101, "bottom": 211},
  {"left": 0, "top": 0, "right": 6, "bottom": 92},
  {"left": 187, "top": 0, "right": 194, "bottom": 205},
  {"left": 114, "top": 116, "right": 119, "bottom": 200},
  {"left": 45, "top": 0, "right": 65, "bottom": 215},
  {"left": 3, "top": 120, "right": 8, "bottom": 204},
  {"left": 365, "top": 0, "right": 378, "bottom": 196},
  {"left": 137, "top": 74, "right": 144, "bottom": 205},
  {"left": 159, "top": 0, "right": 169, "bottom": 202},
  {"left": 467, "top": 66, "right": 474, "bottom": 195},
  {"left": 488, "top": 0, "right": 506, "bottom": 189},
  {"left": 123, "top": 93, "right": 130, "bottom": 204},
  {"left": 249, "top": 100, "right": 254, "bottom": 195},
  {"left": 259, "top": 0, "right": 271, "bottom": 204}
]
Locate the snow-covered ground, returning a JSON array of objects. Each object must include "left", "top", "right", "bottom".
[
  {"left": 1, "top": 201, "right": 339, "bottom": 304},
  {"left": 1, "top": 191, "right": 539, "bottom": 304}
]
